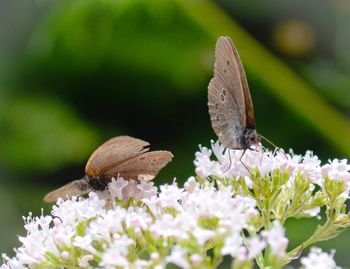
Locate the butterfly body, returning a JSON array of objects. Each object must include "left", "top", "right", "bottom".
[
  {"left": 208, "top": 36, "right": 260, "bottom": 150},
  {"left": 44, "top": 136, "right": 173, "bottom": 202}
]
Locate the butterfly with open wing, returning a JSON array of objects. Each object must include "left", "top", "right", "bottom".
[{"left": 44, "top": 136, "right": 173, "bottom": 202}]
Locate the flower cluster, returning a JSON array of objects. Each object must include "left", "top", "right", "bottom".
[
  {"left": 300, "top": 247, "right": 340, "bottom": 269},
  {"left": 2, "top": 141, "right": 349, "bottom": 269}
]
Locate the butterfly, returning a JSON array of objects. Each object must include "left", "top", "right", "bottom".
[
  {"left": 208, "top": 36, "right": 260, "bottom": 153},
  {"left": 44, "top": 135, "right": 173, "bottom": 202}
]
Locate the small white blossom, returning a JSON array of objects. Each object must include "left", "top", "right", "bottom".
[
  {"left": 246, "top": 236, "right": 266, "bottom": 258},
  {"left": 166, "top": 246, "right": 190, "bottom": 269},
  {"left": 108, "top": 177, "right": 128, "bottom": 200},
  {"left": 78, "top": 254, "right": 94, "bottom": 268},
  {"left": 190, "top": 254, "right": 202, "bottom": 264},
  {"left": 300, "top": 247, "right": 340, "bottom": 269},
  {"left": 137, "top": 180, "right": 158, "bottom": 199},
  {"left": 99, "top": 235, "right": 134, "bottom": 268},
  {"left": 322, "top": 159, "right": 350, "bottom": 183},
  {"left": 73, "top": 235, "right": 97, "bottom": 254},
  {"left": 221, "top": 231, "right": 243, "bottom": 258},
  {"left": 303, "top": 207, "right": 321, "bottom": 217},
  {"left": 194, "top": 145, "right": 222, "bottom": 178},
  {"left": 262, "top": 222, "right": 288, "bottom": 258}
]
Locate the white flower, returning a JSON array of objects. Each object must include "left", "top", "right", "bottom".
[
  {"left": 78, "top": 254, "right": 94, "bottom": 268},
  {"left": 125, "top": 207, "right": 150, "bottom": 231},
  {"left": 299, "top": 151, "right": 322, "bottom": 184},
  {"left": 303, "top": 207, "right": 321, "bottom": 217},
  {"left": 53, "top": 224, "right": 74, "bottom": 247},
  {"left": 261, "top": 222, "right": 288, "bottom": 258},
  {"left": 166, "top": 245, "right": 190, "bottom": 269},
  {"left": 108, "top": 177, "right": 128, "bottom": 200},
  {"left": 137, "top": 180, "right": 158, "bottom": 199},
  {"left": 246, "top": 236, "right": 266, "bottom": 258},
  {"left": 123, "top": 180, "right": 142, "bottom": 200},
  {"left": 184, "top": 176, "right": 197, "bottom": 193},
  {"left": 142, "top": 195, "right": 161, "bottom": 216},
  {"left": 194, "top": 145, "right": 222, "bottom": 178},
  {"left": 87, "top": 207, "right": 126, "bottom": 243},
  {"left": 322, "top": 159, "right": 350, "bottom": 183},
  {"left": 190, "top": 254, "right": 202, "bottom": 264},
  {"left": 52, "top": 194, "right": 105, "bottom": 225},
  {"left": 221, "top": 231, "right": 243, "bottom": 258},
  {"left": 211, "top": 140, "right": 227, "bottom": 164},
  {"left": 73, "top": 235, "right": 97, "bottom": 254},
  {"left": 276, "top": 151, "right": 302, "bottom": 174},
  {"left": 157, "top": 183, "right": 184, "bottom": 210},
  {"left": 300, "top": 247, "right": 340, "bottom": 269},
  {"left": 60, "top": 251, "right": 69, "bottom": 260},
  {"left": 192, "top": 227, "right": 215, "bottom": 246},
  {"left": 99, "top": 235, "right": 134, "bottom": 268}
]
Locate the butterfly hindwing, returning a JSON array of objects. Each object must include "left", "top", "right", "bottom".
[
  {"left": 44, "top": 179, "right": 92, "bottom": 203},
  {"left": 229, "top": 37, "right": 255, "bottom": 129}
]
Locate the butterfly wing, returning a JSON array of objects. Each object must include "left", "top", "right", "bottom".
[
  {"left": 103, "top": 150, "right": 173, "bottom": 181},
  {"left": 44, "top": 179, "right": 92, "bottom": 203},
  {"left": 85, "top": 136, "right": 150, "bottom": 178},
  {"left": 230, "top": 38, "right": 255, "bottom": 128},
  {"left": 208, "top": 36, "right": 248, "bottom": 149}
]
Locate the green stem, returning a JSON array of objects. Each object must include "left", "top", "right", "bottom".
[{"left": 285, "top": 220, "right": 333, "bottom": 264}]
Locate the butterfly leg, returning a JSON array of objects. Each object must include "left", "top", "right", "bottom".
[
  {"left": 239, "top": 148, "right": 252, "bottom": 176},
  {"left": 222, "top": 149, "right": 232, "bottom": 174}
]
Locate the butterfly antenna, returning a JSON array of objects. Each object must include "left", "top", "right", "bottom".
[
  {"left": 259, "top": 134, "right": 288, "bottom": 159},
  {"left": 259, "top": 134, "right": 278, "bottom": 148}
]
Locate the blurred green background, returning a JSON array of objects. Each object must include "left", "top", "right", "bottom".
[{"left": 1, "top": 0, "right": 349, "bottom": 267}]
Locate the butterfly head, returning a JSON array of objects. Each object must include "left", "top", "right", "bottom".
[{"left": 243, "top": 128, "right": 260, "bottom": 148}]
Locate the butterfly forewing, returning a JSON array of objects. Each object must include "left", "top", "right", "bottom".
[
  {"left": 85, "top": 136, "right": 150, "bottom": 178},
  {"left": 103, "top": 150, "right": 173, "bottom": 181},
  {"left": 208, "top": 36, "right": 247, "bottom": 149}
]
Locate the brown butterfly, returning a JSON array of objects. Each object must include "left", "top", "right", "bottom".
[
  {"left": 208, "top": 36, "right": 260, "bottom": 153},
  {"left": 44, "top": 136, "right": 173, "bottom": 202}
]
